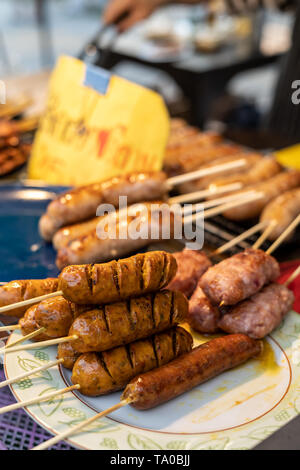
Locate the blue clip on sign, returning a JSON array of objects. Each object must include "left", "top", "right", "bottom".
[{"left": 83, "top": 64, "right": 111, "bottom": 95}]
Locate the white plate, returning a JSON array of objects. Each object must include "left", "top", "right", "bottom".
[{"left": 5, "top": 312, "right": 300, "bottom": 450}]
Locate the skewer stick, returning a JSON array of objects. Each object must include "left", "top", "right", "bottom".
[
  {"left": 168, "top": 182, "right": 243, "bottom": 204},
  {"left": 213, "top": 221, "right": 268, "bottom": 255},
  {"left": 284, "top": 265, "right": 300, "bottom": 287},
  {"left": 185, "top": 191, "right": 264, "bottom": 223},
  {"left": 166, "top": 158, "right": 247, "bottom": 187},
  {"left": 266, "top": 214, "right": 300, "bottom": 255},
  {"left": 32, "top": 399, "right": 130, "bottom": 451},
  {"left": 2, "top": 335, "right": 78, "bottom": 354},
  {"left": 2, "top": 327, "right": 46, "bottom": 351},
  {"left": 0, "top": 385, "right": 80, "bottom": 416},
  {"left": 0, "top": 324, "right": 20, "bottom": 332},
  {"left": 0, "top": 359, "right": 64, "bottom": 389},
  {"left": 252, "top": 220, "right": 278, "bottom": 249},
  {"left": 0, "top": 290, "right": 63, "bottom": 315}
]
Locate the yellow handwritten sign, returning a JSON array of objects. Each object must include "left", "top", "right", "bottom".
[
  {"left": 28, "top": 56, "right": 169, "bottom": 185},
  {"left": 275, "top": 144, "right": 300, "bottom": 170}
]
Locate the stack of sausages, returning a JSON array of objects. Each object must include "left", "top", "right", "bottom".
[
  {"left": 169, "top": 248, "right": 295, "bottom": 339},
  {"left": 165, "top": 119, "right": 300, "bottom": 236},
  {"left": 9, "top": 251, "right": 195, "bottom": 396}
]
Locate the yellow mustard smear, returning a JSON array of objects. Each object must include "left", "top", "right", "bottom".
[{"left": 254, "top": 339, "right": 280, "bottom": 376}]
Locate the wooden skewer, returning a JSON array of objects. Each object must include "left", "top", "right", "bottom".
[
  {"left": 2, "top": 335, "right": 78, "bottom": 354},
  {"left": 32, "top": 399, "right": 130, "bottom": 451},
  {"left": 0, "top": 290, "right": 63, "bottom": 315},
  {"left": 252, "top": 220, "right": 278, "bottom": 250},
  {"left": 167, "top": 158, "right": 247, "bottom": 187},
  {"left": 266, "top": 214, "right": 300, "bottom": 255},
  {"left": 168, "top": 182, "right": 242, "bottom": 204},
  {"left": 284, "top": 265, "right": 300, "bottom": 287},
  {"left": 0, "top": 359, "right": 64, "bottom": 389},
  {"left": 213, "top": 221, "right": 268, "bottom": 255},
  {"left": 1, "top": 327, "right": 46, "bottom": 352},
  {"left": 0, "top": 384, "right": 80, "bottom": 416},
  {"left": 0, "top": 324, "right": 20, "bottom": 332},
  {"left": 185, "top": 191, "right": 264, "bottom": 223}
]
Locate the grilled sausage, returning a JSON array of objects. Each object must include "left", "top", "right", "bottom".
[
  {"left": 0, "top": 278, "right": 58, "bottom": 318},
  {"left": 69, "top": 289, "right": 188, "bottom": 353},
  {"left": 39, "top": 172, "right": 169, "bottom": 241},
  {"left": 19, "top": 296, "right": 93, "bottom": 340},
  {"left": 57, "top": 341, "right": 80, "bottom": 370},
  {"left": 223, "top": 170, "right": 300, "bottom": 220},
  {"left": 167, "top": 144, "right": 243, "bottom": 178},
  {"left": 123, "top": 334, "right": 262, "bottom": 409},
  {"left": 59, "top": 251, "right": 177, "bottom": 304},
  {"left": 200, "top": 248, "right": 280, "bottom": 306},
  {"left": 206, "top": 157, "right": 281, "bottom": 192},
  {"left": 260, "top": 188, "right": 300, "bottom": 241},
  {"left": 218, "top": 283, "right": 294, "bottom": 339},
  {"left": 55, "top": 201, "right": 175, "bottom": 270},
  {"left": 71, "top": 326, "right": 193, "bottom": 396},
  {"left": 188, "top": 283, "right": 220, "bottom": 333},
  {"left": 166, "top": 249, "right": 212, "bottom": 298},
  {"left": 178, "top": 153, "right": 261, "bottom": 193},
  {"left": 53, "top": 218, "right": 99, "bottom": 250}
]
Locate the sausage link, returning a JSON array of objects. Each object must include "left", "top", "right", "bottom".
[
  {"left": 55, "top": 202, "right": 174, "bottom": 269},
  {"left": 53, "top": 218, "right": 99, "bottom": 250},
  {"left": 0, "top": 278, "right": 58, "bottom": 318},
  {"left": 223, "top": 170, "right": 300, "bottom": 220},
  {"left": 19, "top": 296, "right": 93, "bottom": 339},
  {"left": 218, "top": 283, "right": 294, "bottom": 339},
  {"left": 122, "top": 334, "right": 262, "bottom": 409},
  {"left": 188, "top": 283, "right": 220, "bottom": 333},
  {"left": 69, "top": 289, "right": 188, "bottom": 353},
  {"left": 59, "top": 251, "right": 177, "bottom": 304},
  {"left": 260, "top": 188, "right": 300, "bottom": 241},
  {"left": 178, "top": 153, "right": 261, "bottom": 193},
  {"left": 39, "top": 172, "right": 169, "bottom": 241},
  {"left": 206, "top": 157, "right": 281, "bottom": 192},
  {"left": 166, "top": 249, "right": 212, "bottom": 298},
  {"left": 57, "top": 341, "right": 80, "bottom": 370},
  {"left": 200, "top": 248, "right": 280, "bottom": 306},
  {"left": 71, "top": 326, "right": 193, "bottom": 396}
]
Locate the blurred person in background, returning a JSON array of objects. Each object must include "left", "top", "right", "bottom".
[{"left": 103, "top": 0, "right": 300, "bottom": 145}]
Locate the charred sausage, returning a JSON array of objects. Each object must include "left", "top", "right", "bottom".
[
  {"left": 218, "top": 283, "right": 294, "bottom": 339},
  {"left": 122, "top": 334, "right": 262, "bottom": 409},
  {"left": 39, "top": 172, "right": 169, "bottom": 241},
  {"left": 0, "top": 278, "right": 58, "bottom": 318},
  {"left": 69, "top": 289, "right": 188, "bottom": 353},
  {"left": 200, "top": 248, "right": 280, "bottom": 306},
  {"left": 71, "top": 326, "right": 193, "bottom": 396},
  {"left": 260, "top": 188, "right": 300, "bottom": 241},
  {"left": 59, "top": 251, "right": 177, "bottom": 304},
  {"left": 166, "top": 249, "right": 212, "bottom": 298}
]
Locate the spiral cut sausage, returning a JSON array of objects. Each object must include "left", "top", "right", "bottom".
[
  {"left": 71, "top": 326, "right": 193, "bottom": 396},
  {"left": 200, "top": 248, "right": 280, "bottom": 306},
  {"left": 218, "top": 283, "right": 294, "bottom": 339},
  {"left": 260, "top": 188, "right": 300, "bottom": 241},
  {"left": 39, "top": 172, "right": 169, "bottom": 241},
  {"left": 166, "top": 249, "right": 212, "bottom": 298},
  {"left": 122, "top": 334, "right": 262, "bottom": 409},
  {"left": 69, "top": 289, "right": 188, "bottom": 353},
  {"left": 59, "top": 251, "right": 177, "bottom": 305},
  {"left": 19, "top": 296, "right": 93, "bottom": 340},
  {"left": 188, "top": 282, "right": 220, "bottom": 334},
  {"left": 0, "top": 278, "right": 58, "bottom": 318}
]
